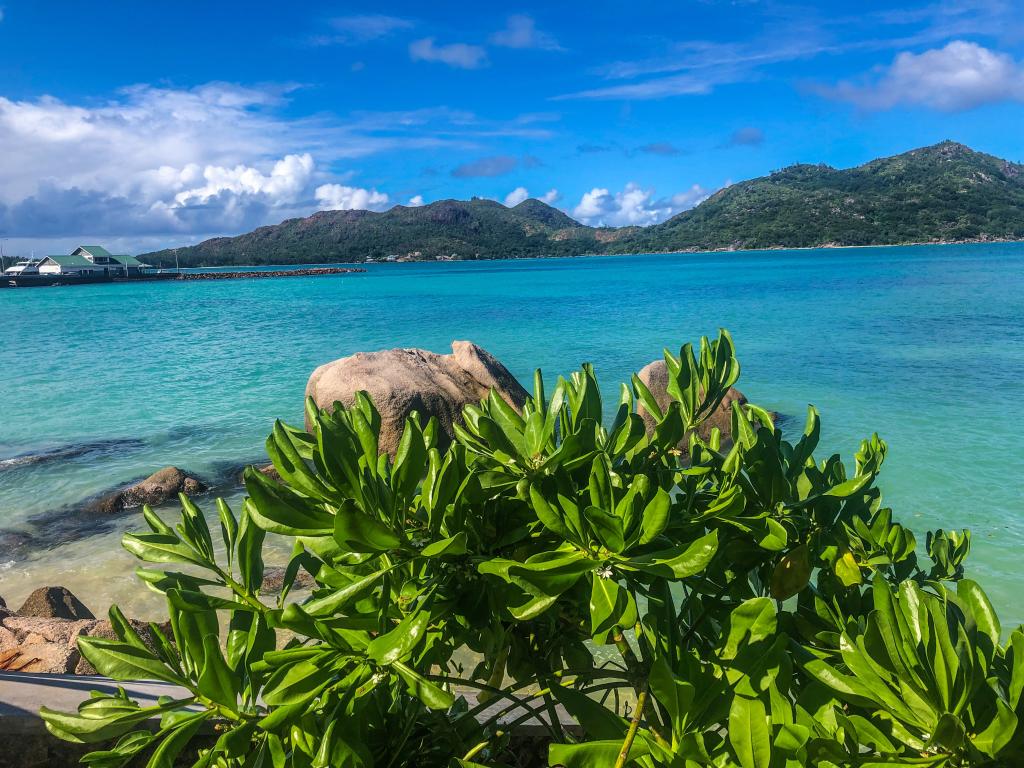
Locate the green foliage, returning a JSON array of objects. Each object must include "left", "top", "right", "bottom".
[
  {"left": 140, "top": 198, "right": 612, "bottom": 267},
  {"left": 44, "top": 330, "right": 1024, "bottom": 767},
  {"left": 140, "top": 142, "right": 1024, "bottom": 266},
  {"left": 627, "top": 141, "right": 1024, "bottom": 252}
]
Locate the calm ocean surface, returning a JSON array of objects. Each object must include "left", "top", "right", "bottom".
[{"left": 1, "top": 244, "right": 1023, "bottom": 620}]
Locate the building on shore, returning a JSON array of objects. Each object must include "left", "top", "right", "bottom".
[{"left": 35, "top": 246, "right": 150, "bottom": 277}]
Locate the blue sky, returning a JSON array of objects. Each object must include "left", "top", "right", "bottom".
[{"left": 0, "top": 0, "right": 1022, "bottom": 255}]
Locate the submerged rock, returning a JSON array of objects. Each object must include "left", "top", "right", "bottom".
[
  {"left": 636, "top": 359, "right": 754, "bottom": 452},
  {"left": 88, "top": 465, "right": 209, "bottom": 514},
  {"left": 257, "top": 463, "right": 282, "bottom": 482},
  {"left": 305, "top": 340, "right": 529, "bottom": 457},
  {"left": 0, "top": 437, "right": 146, "bottom": 472},
  {"left": 17, "top": 586, "right": 95, "bottom": 620},
  {"left": 240, "top": 463, "right": 282, "bottom": 483},
  {"left": 261, "top": 566, "right": 316, "bottom": 592}
]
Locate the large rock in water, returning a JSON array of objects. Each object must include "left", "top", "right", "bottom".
[
  {"left": 89, "top": 466, "right": 208, "bottom": 514},
  {"left": 305, "top": 341, "right": 529, "bottom": 456},
  {"left": 16, "top": 586, "right": 94, "bottom": 620},
  {"left": 636, "top": 359, "right": 750, "bottom": 451}
]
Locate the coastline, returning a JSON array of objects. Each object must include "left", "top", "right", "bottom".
[
  {"left": 174, "top": 235, "right": 1024, "bottom": 269},
  {"left": 2, "top": 242, "right": 1023, "bottom": 629}
]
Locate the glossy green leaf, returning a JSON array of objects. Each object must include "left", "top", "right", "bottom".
[
  {"left": 366, "top": 607, "right": 430, "bottom": 665},
  {"left": 729, "top": 694, "right": 771, "bottom": 768},
  {"left": 334, "top": 505, "right": 403, "bottom": 553},
  {"left": 620, "top": 530, "right": 718, "bottom": 579}
]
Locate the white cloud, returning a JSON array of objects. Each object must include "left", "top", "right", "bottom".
[
  {"left": 408, "top": 194, "right": 425, "bottom": 207},
  {"left": 554, "top": 72, "right": 725, "bottom": 101},
  {"left": 501, "top": 187, "right": 560, "bottom": 207},
  {"left": 409, "top": 38, "right": 488, "bottom": 69},
  {"left": 504, "top": 186, "right": 530, "bottom": 206},
  {"left": 315, "top": 183, "right": 389, "bottom": 211},
  {"left": 0, "top": 83, "right": 355, "bottom": 243},
  {"left": 322, "top": 15, "right": 412, "bottom": 45},
  {"left": 572, "top": 182, "right": 712, "bottom": 226},
  {"left": 0, "top": 84, "right": 553, "bottom": 251},
  {"left": 661, "top": 184, "right": 714, "bottom": 211},
  {"left": 173, "top": 153, "right": 314, "bottom": 206},
  {"left": 824, "top": 41, "right": 1024, "bottom": 111},
  {"left": 490, "top": 15, "right": 562, "bottom": 51}
]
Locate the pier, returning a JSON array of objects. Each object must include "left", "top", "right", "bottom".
[{"left": 2, "top": 266, "right": 365, "bottom": 288}]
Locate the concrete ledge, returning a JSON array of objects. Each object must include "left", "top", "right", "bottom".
[
  {"left": 0, "top": 672, "right": 189, "bottom": 734},
  {"left": 0, "top": 670, "right": 576, "bottom": 767}
]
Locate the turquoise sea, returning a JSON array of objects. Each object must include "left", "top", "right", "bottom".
[{"left": 1, "top": 244, "right": 1023, "bottom": 621}]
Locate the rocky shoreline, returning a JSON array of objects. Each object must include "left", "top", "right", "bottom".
[
  {"left": 177, "top": 266, "right": 365, "bottom": 280},
  {"left": 0, "top": 340, "right": 764, "bottom": 675}
]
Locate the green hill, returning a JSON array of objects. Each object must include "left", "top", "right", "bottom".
[
  {"left": 141, "top": 142, "right": 1024, "bottom": 266},
  {"left": 142, "top": 198, "right": 620, "bottom": 267},
  {"left": 627, "top": 141, "right": 1024, "bottom": 251}
]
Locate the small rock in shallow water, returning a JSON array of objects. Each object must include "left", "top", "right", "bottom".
[
  {"left": 17, "top": 586, "right": 95, "bottom": 620},
  {"left": 261, "top": 566, "right": 316, "bottom": 592},
  {"left": 88, "top": 465, "right": 209, "bottom": 514},
  {"left": 239, "top": 463, "right": 282, "bottom": 484},
  {"left": 257, "top": 463, "right": 282, "bottom": 482}
]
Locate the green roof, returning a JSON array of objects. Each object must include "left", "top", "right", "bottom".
[
  {"left": 76, "top": 245, "right": 112, "bottom": 258},
  {"left": 113, "top": 255, "right": 143, "bottom": 267},
  {"left": 44, "top": 254, "right": 94, "bottom": 266}
]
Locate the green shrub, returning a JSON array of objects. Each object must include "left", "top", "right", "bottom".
[{"left": 43, "top": 331, "right": 1024, "bottom": 767}]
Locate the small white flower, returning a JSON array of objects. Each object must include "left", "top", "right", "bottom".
[{"left": 598, "top": 565, "right": 614, "bottom": 579}]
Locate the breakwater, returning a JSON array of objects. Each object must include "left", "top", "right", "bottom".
[{"left": 177, "top": 266, "right": 364, "bottom": 280}]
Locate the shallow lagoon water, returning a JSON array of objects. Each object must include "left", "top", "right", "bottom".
[{"left": 1, "top": 244, "right": 1023, "bottom": 621}]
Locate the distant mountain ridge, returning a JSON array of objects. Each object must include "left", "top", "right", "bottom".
[{"left": 141, "top": 142, "right": 1024, "bottom": 266}]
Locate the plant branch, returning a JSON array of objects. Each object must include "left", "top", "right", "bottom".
[{"left": 614, "top": 682, "right": 648, "bottom": 768}]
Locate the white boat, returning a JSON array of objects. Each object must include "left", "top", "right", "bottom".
[{"left": 2, "top": 260, "right": 41, "bottom": 276}]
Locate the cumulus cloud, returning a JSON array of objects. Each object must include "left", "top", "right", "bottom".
[
  {"left": 0, "top": 84, "right": 359, "bottom": 241},
  {"left": 504, "top": 186, "right": 530, "bottom": 206},
  {"left": 823, "top": 41, "right": 1024, "bottom": 111},
  {"left": 173, "top": 153, "right": 314, "bottom": 206},
  {"left": 451, "top": 155, "right": 517, "bottom": 178},
  {"left": 409, "top": 38, "right": 488, "bottom": 69},
  {"left": 0, "top": 84, "right": 553, "bottom": 249},
  {"left": 314, "top": 183, "right": 389, "bottom": 211},
  {"left": 572, "top": 182, "right": 712, "bottom": 227},
  {"left": 490, "top": 15, "right": 562, "bottom": 51},
  {"left": 502, "top": 187, "right": 561, "bottom": 206},
  {"left": 408, "top": 195, "right": 425, "bottom": 207}
]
